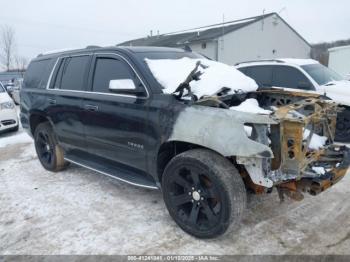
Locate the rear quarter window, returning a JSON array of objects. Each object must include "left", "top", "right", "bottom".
[{"left": 23, "top": 58, "right": 55, "bottom": 89}]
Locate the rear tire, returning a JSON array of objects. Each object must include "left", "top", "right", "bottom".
[
  {"left": 34, "top": 122, "right": 69, "bottom": 172},
  {"left": 162, "top": 149, "right": 246, "bottom": 238}
]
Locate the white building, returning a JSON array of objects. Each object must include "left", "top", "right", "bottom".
[
  {"left": 328, "top": 45, "right": 350, "bottom": 79},
  {"left": 119, "top": 13, "right": 311, "bottom": 65}
]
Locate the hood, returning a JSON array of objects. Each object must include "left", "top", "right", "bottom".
[
  {"left": 0, "top": 91, "right": 12, "bottom": 104},
  {"left": 318, "top": 80, "right": 350, "bottom": 106}
]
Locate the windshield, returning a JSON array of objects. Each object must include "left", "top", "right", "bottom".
[{"left": 301, "top": 64, "right": 344, "bottom": 86}]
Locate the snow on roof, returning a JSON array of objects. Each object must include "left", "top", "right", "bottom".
[
  {"left": 165, "top": 18, "right": 256, "bottom": 36},
  {"left": 328, "top": 45, "right": 350, "bottom": 52},
  {"left": 278, "top": 58, "right": 319, "bottom": 66},
  {"left": 145, "top": 57, "right": 258, "bottom": 98},
  {"left": 236, "top": 58, "right": 319, "bottom": 68}
]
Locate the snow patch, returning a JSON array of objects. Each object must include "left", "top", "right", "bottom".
[
  {"left": 279, "top": 58, "right": 319, "bottom": 66},
  {"left": 312, "top": 166, "right": 326, "bottom": 175},
  {"left": 145, "top": 57, "right": 258, "bottom": 98},
  {"left": 303, "top": 129, "right": 328, "bottom": 150},
  {"left": 230, "top": 99, "right": 272, "bottom": 115},
  {"left": 0, "top": 132, "right": 32, "bottom": 148},
  {"left": 320, "top": 80, "right": 350, "bottom": 106},
  {"left": 244, "top": 125, "right": 253, "bottom": 137}
]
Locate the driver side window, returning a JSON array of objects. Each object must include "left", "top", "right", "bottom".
[{"left": 92, "top": 57, "right": 145, "bottom": 95}]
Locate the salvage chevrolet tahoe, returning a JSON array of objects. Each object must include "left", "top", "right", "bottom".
[{"left": 20, "top": 46, "right": 350, "bottom": 238}]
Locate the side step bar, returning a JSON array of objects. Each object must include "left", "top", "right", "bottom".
[{"left": 64, "top": 155, "right": 159, "bottom": 190}]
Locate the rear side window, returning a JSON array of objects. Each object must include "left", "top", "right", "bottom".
[
  {"left": 272, "top": 66, "right": 313, "bottom": 89},
  {"left": 92, "top": 57, "right": 136, "bottom": 93},
  {"left": 23, "top": 59, "right": 55, "bottom": 89},
  {"left": 59, "top": 56, "right": 90, "bottom": 91},
  {"left": 242, "top": 66, "right": 273, "bottom": 87}
]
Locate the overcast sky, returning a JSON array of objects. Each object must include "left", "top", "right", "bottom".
[{"left": 0, "top": 0, "right": 349, "bottom": 61}]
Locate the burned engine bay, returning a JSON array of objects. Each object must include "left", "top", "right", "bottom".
[{"left": 192, "top": 89, "right": 350, "bottom": 201}]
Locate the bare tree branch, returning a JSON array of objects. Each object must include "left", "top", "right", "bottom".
[
  {"left": 0, "top": 25, "right": 16, "bottom": 71},
  {"left": 14, "top": 55, "right": 28, "bottom": 77}
]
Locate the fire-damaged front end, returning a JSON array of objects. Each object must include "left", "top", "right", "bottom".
[
  {"left": 233, "top": 93, "right": 350, "bottom": 200},
  {"left": 146, "top": 57, "right": 349, "bottom": 201},
  {"left": 171, "top": 89, "right": 350, "bottom": 201}
]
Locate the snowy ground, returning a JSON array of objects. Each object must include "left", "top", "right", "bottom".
[{"left": 1, "top": 126, "right": 350, "bottom": 255}]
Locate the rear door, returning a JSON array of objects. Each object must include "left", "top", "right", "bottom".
[
  {"left": 82, "top": 53, "right": 150, "bottom": 172},
  {"left": 48, "top": 54, "right": 91, "bottom": 152}
]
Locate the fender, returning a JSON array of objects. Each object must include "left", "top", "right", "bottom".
[{"left": 167, "top": 105, "right": 277, "bottom": 158}]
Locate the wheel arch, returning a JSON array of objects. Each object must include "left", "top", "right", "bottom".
[
  {"left": 156, "top": 140, "right": 229, "bottom": 183},
  {"left": 29, "top": 111, "right": 53, "bottom": 136}
]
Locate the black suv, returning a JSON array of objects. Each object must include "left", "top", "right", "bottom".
[{"left": 21, "top": 46, "right": 350, "bottom": 238}]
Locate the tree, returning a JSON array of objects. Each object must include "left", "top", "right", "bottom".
[
  {"left": 14, "top": 55, "right": 28, "bottom": 77},
  {"left": 0, "top": 25, "right": 16, "bottom": 71}
]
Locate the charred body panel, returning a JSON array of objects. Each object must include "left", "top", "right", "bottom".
[
  {"left": 167, "top": 89, "right": 349, "bottom": 198},
  {"left": 168, "top": 105, "right": 276, "bottom": 158}
]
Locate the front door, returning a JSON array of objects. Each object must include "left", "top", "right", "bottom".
[{"left": 82, "top": 53, "right": 150, "bottom": 172}]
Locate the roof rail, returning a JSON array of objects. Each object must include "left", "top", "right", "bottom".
[
  {"left": 37, "top": 45, "right": 101, "bottom": 57},
  {"left": 235, "top": 59, "right": 285, "bottom": 66},
  {"left": 86, "top": 45, "right": 100, "bottom": 49}
]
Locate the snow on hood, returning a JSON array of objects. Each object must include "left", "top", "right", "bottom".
[
  {"left": 319, "top": 80, "right": 350, "bottom": 106},
  {"left": 145, "top": 57, "right": 258, "bottom": 98},
  {"left": 230, "top": 98, "right": 272, "bottom": 115}
]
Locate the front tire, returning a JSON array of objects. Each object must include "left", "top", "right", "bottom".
[
  {"left": 162, "top": 149, "right": 246, "bottom": 238},
  {"left": 34, "top": 122, "right": 69, "bottom": 172}
]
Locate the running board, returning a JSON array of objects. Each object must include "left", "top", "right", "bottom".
[{"left": 64, "top": 153, "right": 158, "bottom": 190}]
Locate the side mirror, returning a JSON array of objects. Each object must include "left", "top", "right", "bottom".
[
  {"left": 298, "top": 81, "right": 313, "bottom": 90},
  {"left": 109, "top": 79, "right": 136, "bottom": 91},
  {"left": 108, "top": 79, "right": 146, "bottom": 96}
]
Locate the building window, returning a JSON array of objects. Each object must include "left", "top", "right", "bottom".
[{"left": 201, "top": 42, "right": 207, "bottom": 49}]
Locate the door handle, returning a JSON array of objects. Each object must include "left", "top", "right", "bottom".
[
  {"left": 84, "top": 104, "right": 99, "bottom": 111},
  {"left": 48, "top": 98, "right": 56, "bottom": 105}
]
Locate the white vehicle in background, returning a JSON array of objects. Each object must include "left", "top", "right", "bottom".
[
  {"left": 0, "top": 82, "right": 19, "bottom": 133},
  {"left": 236, "top": 58, "right": 350, "bottom": 141}
]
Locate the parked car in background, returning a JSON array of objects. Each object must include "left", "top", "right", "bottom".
[
  {"left": 0, "top": 82, "right": 19, "bottom": 133},
  {"left": 236, "top": 58, "right": 350, "bottom": 141},
  {"left": 20, "top": 46, "right": 350, "bottom": 238},
  {"left": 11, "top": 79, "right": 22, "bottom": 105},
  {"left": 2, "top": 79, "right": 21, "bottom": 105}
]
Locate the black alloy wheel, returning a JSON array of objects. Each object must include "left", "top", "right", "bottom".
[
  {"left": 162, "top": 149, "right": 246, "bottom": 238},
  {"left": 34, "top": 122, "right": 69, "bottom": 172}
]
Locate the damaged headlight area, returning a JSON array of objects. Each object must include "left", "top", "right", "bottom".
[
  {"left": 0, "top": 101, "right": 15, "bottom": 110},
  {"left": 236, "top": 97, "right": 350, "bottom": 201}
]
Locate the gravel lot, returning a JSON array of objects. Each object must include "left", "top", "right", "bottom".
[{"left": 1, "top": 127, "right": 350, "bottom": 255}]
